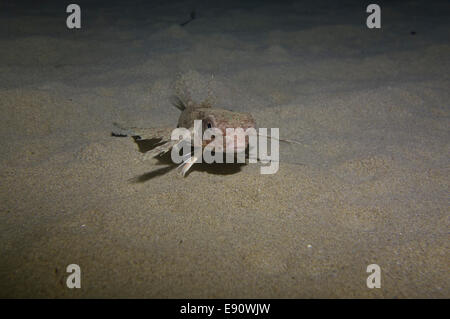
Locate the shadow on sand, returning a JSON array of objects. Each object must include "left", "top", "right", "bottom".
[{"left": 128, "top": 138, "right": 247, "bottom": 182}]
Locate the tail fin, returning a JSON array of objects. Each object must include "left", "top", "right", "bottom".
[{"left": 112, "top": 122, "right": 134, "bottom": 137}]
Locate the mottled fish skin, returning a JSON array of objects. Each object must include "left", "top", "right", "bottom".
[
  {"left": 178, "top": 106, "right": 256, "bottom": 132},
  {"left": 173, "top": 96, "right": 256, "bottom": 132}
]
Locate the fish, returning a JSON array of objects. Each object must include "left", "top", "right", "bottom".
[{"left": 112, "top": 76, "right": 301, "bottom": 177}]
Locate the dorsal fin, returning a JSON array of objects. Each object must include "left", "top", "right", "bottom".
[
  {"left": 171, "top": 95, "right": 212, "bottom": 111},
  {"left": 171, "top": 95, "right": 186, "bottom": 111}
]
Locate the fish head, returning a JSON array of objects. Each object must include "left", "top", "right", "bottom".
[{"left": 200, "top": 108, "right": 256, "bottom": 153}]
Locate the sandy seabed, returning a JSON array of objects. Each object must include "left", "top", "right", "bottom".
[{"left": 0, "top": 0, "right": 448, "bottom": 298}]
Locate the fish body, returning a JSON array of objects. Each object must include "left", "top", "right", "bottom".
[{"left": 113, "top": 96, "right": 256, "bottom": 176}]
